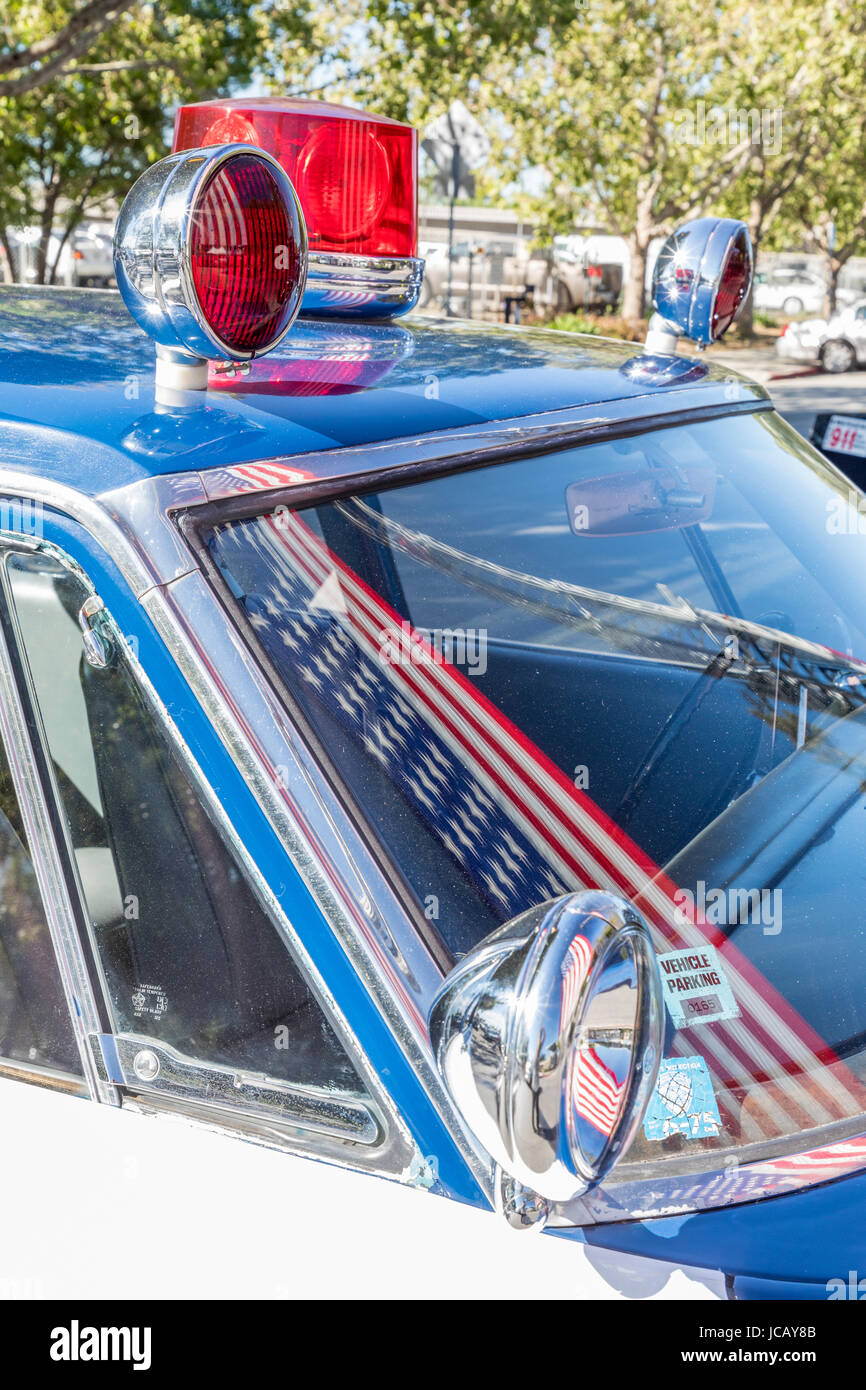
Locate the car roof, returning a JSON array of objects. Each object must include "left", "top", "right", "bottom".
[{"left": 0, "top": 285, "right": 766, "bottom": 499}]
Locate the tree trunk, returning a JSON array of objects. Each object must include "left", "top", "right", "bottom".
[
  {"left": 737, "top": 272, "right": 756, "bottom": 337},
  {"left": 622, "top": 234, "right": 648, "bottom": 321},
  {"left": 35, "top": 189, "right": 59, "bottom": 286},
  {"left": 34, "top": 224, "right": 51, "bottom": 285},
  {"left": 822, "top": 248, "right": 840, "bottom": 318},
  {"left": 0, "top": 230, "right": 16, "bottom": 285},
  {"left": 50, "top": 218, "right": 77, "bottom": 286},
  {"left": 50, "top": 175, "right": 101, "bottom": 287}
]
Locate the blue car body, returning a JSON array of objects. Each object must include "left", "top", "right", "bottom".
[{"left": 0, "top": 284, "right": 860, "bottom": 1300}]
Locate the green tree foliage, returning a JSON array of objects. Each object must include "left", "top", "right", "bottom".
[
  {"left": 354, "top": 0, "right": 866, "bottom": 320},
  {"left": 713, "top": 0, "right": 866, "bottom": 325},
  {"left": 6, "top": 0, "right": 866, "bottom": 318},
  {"left": 753, "top": 0, "right": 866, "bottom": 315},
  {"left": 0, "top": 1, "right": 341, "bottom": 281}
]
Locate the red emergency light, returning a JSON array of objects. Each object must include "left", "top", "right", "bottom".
[
  {"left": 115, "top": 100, "right": 423, "bottom": 395},
  {"left": 711, "top": 233, "right": 751, "bottom": 339},
  {"left": 173, "top": 100, "right": 423, "bottom": 317}
]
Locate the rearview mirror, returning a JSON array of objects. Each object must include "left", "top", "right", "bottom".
[
  {"left": 566, "top": 464, "right": 716, "bottom": 536},
  {"left": 428, "top": 891, "right": 662, "bottom": 1227}
]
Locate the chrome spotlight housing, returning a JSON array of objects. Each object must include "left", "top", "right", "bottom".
[
  {"left": 649, "top": 216, "right": 753, "bottom": 348},
  {"left": 114, "top": 144, "right": 308, "bottom": 388},
  {"left": 429, "top": 891, "right": 663, "bottom": 1210}
]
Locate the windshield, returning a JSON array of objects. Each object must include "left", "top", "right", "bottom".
[{"left": 203, "top": 408, "right": 866, "bottom": 1193}]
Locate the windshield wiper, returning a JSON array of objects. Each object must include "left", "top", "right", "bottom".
[{"left": 337, "top": 495, "right": 866, "bottom": 688}]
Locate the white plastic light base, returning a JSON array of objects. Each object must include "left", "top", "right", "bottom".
[{"left": 155, "top": 344, "right": 210, "bottom": 396}]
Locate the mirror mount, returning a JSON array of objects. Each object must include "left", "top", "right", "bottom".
[{"left": 429, "top": 891, "right": 663, "bottom": 1227}]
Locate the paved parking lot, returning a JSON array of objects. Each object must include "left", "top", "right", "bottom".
[
  {"left": 708, "top": 345, "right": 866, "bottom": 440},
  {"left": 767, "top": 369, "right": 866, "bottom": 438}
]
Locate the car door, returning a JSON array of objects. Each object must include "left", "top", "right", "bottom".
[{"left": 0, "top": 538, "right": 410, "bottom": 1293}]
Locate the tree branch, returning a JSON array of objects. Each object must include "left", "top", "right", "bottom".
[
  {"left": 65, "top": 58, "right": 162, "bottom": 73},
  {"left": 0, "top": 0, "right": 136, "bottom": 95},
  {"left": 652, "top": 138, "right": 755, "bottom": 230}
]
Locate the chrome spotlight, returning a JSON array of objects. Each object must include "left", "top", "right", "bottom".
[
  {"left": 647, "top": 217, "right": 752, "bottom": 352},
  {"left": 114, "top": 144, "right": 308, "bottom": 392},
  {"left": 429, "top": 890, "right": 663, "bottom": 1222}
]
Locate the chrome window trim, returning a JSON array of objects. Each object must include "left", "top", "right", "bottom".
[
  {"left": 0, "top": 542, "right": 132, "bottom": 1049},
  {"left": 191, "top": 389, "right": 771, "bottom": 505},
  {"left": 0, "top": 535, "right": 113, "bottom": 1103},
  {"left": 0, "top": 536, "right": 419, "bottom": 1180},
  {"left": 92, "top": 388, "right": 771, "bottom": 598},
  {"left": 110, "top": 1033, "right": 382, "bottom": 1146}
]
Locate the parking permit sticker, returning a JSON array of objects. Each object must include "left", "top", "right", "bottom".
[
  {"left": 644, "top": 1055, "right": 722, "bottom": 1141},
  {"left": 656, "top": 944, "right": 740, "bottom": 1029}
]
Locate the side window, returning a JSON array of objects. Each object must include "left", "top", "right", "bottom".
[
  {"left": 3, "top": 550, "right": 375, "bottom": 1134},
  {"left": 0, "top": 712, "right": 82, "bottom": 1085}
]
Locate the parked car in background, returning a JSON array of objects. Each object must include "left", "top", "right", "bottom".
[
  {"left": 418, "top": 238, "right": 524, "bottom": 312},
  {"left": 4, "top": 223, "right": 114, "bottom": 287},
  {"left": 754, "top": 267, "right": 826, "bottom": 316},
  {"left": 524, "top": 242, "right": 623, "bottom": 313},
  {"left": 69, "top": 224, "right": 114, "bottom": 287},
  {"left": 418, "top": 237, "right": 622, "bottom": 316},
  {"left": 776, "top": 299, "right": 866, "bottom": 372}
]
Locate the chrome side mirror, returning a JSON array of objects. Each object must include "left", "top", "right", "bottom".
[{"left": 429, "top": 891, "right": 662, "bottom": 1227}]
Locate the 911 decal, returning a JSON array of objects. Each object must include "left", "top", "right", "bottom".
[
  {"left": 644, "top": 1055, "right": 722, "bottom": 1141},
  {"left": 822, "top": 414, "right": 866, "bottom": 459},
  {"left": 656, "top": 944, "right": 740, "bottom": 1029}
]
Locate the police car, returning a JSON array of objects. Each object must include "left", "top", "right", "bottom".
[{"left": 0, "top": 98, "right": 865, "bottom": 1302}]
